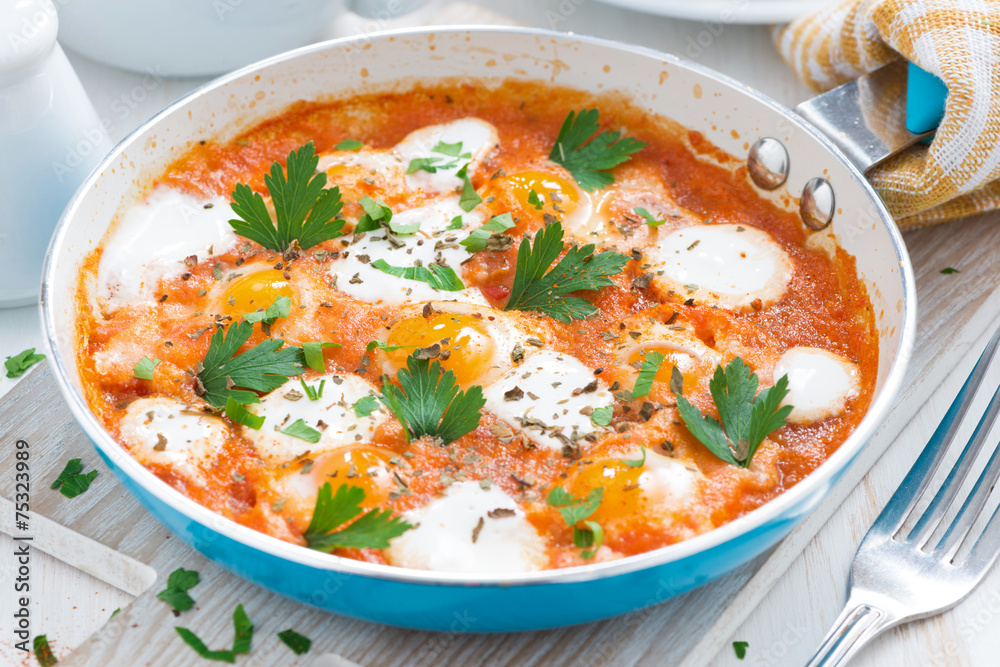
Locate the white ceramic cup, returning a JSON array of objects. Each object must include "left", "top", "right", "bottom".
[{"left": 0, "top": 0, "right": 111, "bottom": 308}]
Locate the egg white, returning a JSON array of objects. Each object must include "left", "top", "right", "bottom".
[
  {"left": 394, "top": 118, "right": 499, "bottom": 194},
  {"left": 482, "top": 349, "right": 613, "bottom": 452},
  {"left": 118, "top": 396, "right": 230, "bottom": 485},
  {"left": 645, "top": 223, "right": 793, "bottom": 310},
  {"left": 245, "top": 373, "right": 389, "bottom": 464},
  {"left": 98, "top": 187, "right": 239, "bottom": 312},
  {"left": 385, "top": 481, "right": 547, "bottom": 573},
  {"left": 773, "top": 347, "right": 860, "bottom": 424}
]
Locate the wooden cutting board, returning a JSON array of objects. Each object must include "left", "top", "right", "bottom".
[{"left": 3, "top": 210, "right": 1000, "bottom": 667}]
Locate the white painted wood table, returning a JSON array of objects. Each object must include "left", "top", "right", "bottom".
[{"left": 2, "top": 1, "right": 1000, "bottom": 665}]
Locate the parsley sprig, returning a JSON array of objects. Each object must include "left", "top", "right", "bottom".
[
  {"left": 196, "top": 321, "right": 303, "bottom": 409},
  {"left": 504, "top": 221, "right": 629, "bottom": 322},
  {"left": 304, "top": 483, "right": 412, "bottom": 552},
  {"left": 549, "top": 109, "right": 646, "bottom": 191},
  {"left": 380, "top": 352, "right": 485, "bottom": 445},
  {"left": 674, "top": 357, "right": 792, "bottom": 467},
  {"left": 229, "top": 142, "right": 345, "bottom": 253},
  {"left": 547, "top": 487, "right": 604, "bottom": 559}
]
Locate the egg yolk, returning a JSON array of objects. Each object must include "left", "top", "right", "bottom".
[
  {"left": 625, "top": 343, "right": 702, "bottom": 395},
  {"left": 220, "top": 270, "right": 294, "bottom": 320},
  {"left": 307, "top": 446, "right": 395, "bottom": 508},
  {"left": 384, "top": 312, "right": 495, "bottom": 386},
  {"left": 569, "top": 458, "right": 648, "bottom": 523},
  {"left": 503, "top": 171, "right": 580, "bottom": 219}
]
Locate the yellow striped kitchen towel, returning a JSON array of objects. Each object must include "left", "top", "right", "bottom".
[{"left": 775, "top": 0, "right": 1000, "bottom": 229}]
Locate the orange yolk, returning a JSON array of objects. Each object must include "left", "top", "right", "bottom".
[
  {"left": 384, "top": 312, "right": 495, "bottom": 386},
  {"left": 625, "top": 344, "right": 702, "bottom": 394},
  {"left": 503, "top": 171, "right": 580, "bottom": 219},
  {"left": 220, "top": 270, "right": 294, "bottom": 320},
  {"left": 569, "top": 458, "right": 648, "bottom": 523},
  {"left": 309, "top": 446, "right": 395, "bottom": 507}
]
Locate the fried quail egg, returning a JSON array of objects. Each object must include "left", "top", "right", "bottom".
[
  {"left": 614, "top": 317, "right": 722, "bottom": 398},
  {"left": 645, "top": 223, "right": 794, "bottom": 310},
  {"left": 273, "top": 444, "right": 397, "bottom": 531},
  {"left": 98, "top": 187, "right": 239, "bottom": 311},
  {"left": 378, "top": 302, "right": 546, "bottom": 388},
  {"left": 394, "top": 118, "right": 499, "bottom": 194},
  {"left": 244, "top": 373, "right": 389, "bottom": 464},
  {"left": 482, "top": 349, "right": 613, "bottom": 452},
  {"left": 567, "top": 447, "right": 703, "bottom": 527},
  {"left": 385, "top": 481, "right": 547, "bottom": 573},
  {"left": 118, "top": 396, "right": 230, "bottom": 485},
  {"left": 773, "top": 347, "right": 861, "bottom": 424}
]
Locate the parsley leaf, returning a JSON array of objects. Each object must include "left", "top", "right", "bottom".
[
  {"left": 299, "top": 377, "right": 325, "bottom": 401},
  {"left": 197, "top": 321, "right": 303, "bottom": 408},
  {"left": 941, "top": 267, "right": 960, "bottom": 274},
  {"left": 590, "top": 405, "right": 613, "bottom": 426},
  {"left": 733, "top": 641, "right": 749, "bottom": 659},
  {"left": 281, "top": 418, "right": 321, "bottom": 443},
  {"left": 229, "top": 142, "right": 345, "bottom": 252},
  {"left": 243, "top": 295, "right": 291, "bottom": 325},
  {"left": 504, "top": 221, "right": 629, "bottom": 322},
  {"left": 278, "top": 628, "right": 312, "bottom": 655},
  {"left": 302, "top": 341, "right": 340, "bottom": 373},
  {"left": 335, "top": 138, "right": 363, "bottom": 151},
  {"left": 371, "top": 258, "right": 465, "bottom": 291},
  {"left": 50, "top": 459, "right": 98, "bottom": 498},
  {"left": 631, "top": 351, "right": 665, "bottom": 399},
  {"left": 633, "top": 206, "right": 666, "bottom": 227},
  {"left": 379, "top": 352, "right": 485, "bottom": 445},
  {"left": 353, "top": 395, "right": 379, "bottom": 417},
  {"left": 5, "top": 348, "right": 45, "bottom": 378},
  {"left": 447, "top": 215, "right": 464, "bottom": 230},
  {"left": 175, "top": 602, "right": 252, "bottom": 663},
  {"left": 354, "top": 196, "right": 393, "bottom": 233},
  {"left": 621, "top": 447, "right": 646, "bottom": 468},
  {"left": 366, "top": 340, "right": 418, "bottom": 353},
  {"left": 547, "top": 486, "right": 604, "bottom": 559},
  {"left": 133, "top": 356, "right": 161, "bottom": 380},
  {"left": 457, "top": 164, "right": 482, "bottom": 212},
  {"left": 527, "top": 189, "right": 544, "bottom": 210},
  {"left": 156, "top": 567, "right": 200, "bottom": 612},
  {"left": 304, "top": 483, "right": 412, "bottom": 552},
  {"left": 675, "top": 357, "right": 793, "bottom": 467},
  {"left": 33, "top": 635, "right": 57, "bottom": 667},
  {"left": 460, "top": 213, "right": 515, "bottom": 253},
  {"left": 549, "top": 108, "right": 646, "bottom": 191},
  {"left": 224, "top": 397, "right": 265, "bottom": 430}
]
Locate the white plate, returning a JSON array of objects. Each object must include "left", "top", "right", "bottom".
[{"left": 594, "top": 0, "right": 837, "bottom": 24}]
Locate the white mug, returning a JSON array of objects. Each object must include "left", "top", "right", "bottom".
[{"left": 0, "top": 0, "right": 111, "bottom": 308}]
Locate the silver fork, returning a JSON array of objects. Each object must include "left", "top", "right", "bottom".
[{"left": 807, "top": 326, "right": 1000, "bottom": 666}]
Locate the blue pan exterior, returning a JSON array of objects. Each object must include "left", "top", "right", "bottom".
[{"left": 90, "top": 430, "right": 854, "bottom": 631}]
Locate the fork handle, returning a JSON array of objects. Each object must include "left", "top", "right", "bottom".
[{"left": 805, "top": 603, "right": 894, "bottom": 667}]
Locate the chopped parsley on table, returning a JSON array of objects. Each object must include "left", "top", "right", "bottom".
[
  {"left": 175, "top": 602, "right": 253, "bottom": 663},
  {"left": 33, "top": 635, "right": 57, "bottom": 667},
  {"left": 156, "top": 567, "right": 200, "bottom": 612},
  {"left": 5, "top": 347, "right": 45, "bottom": 378},
  {"left": 278, "top": 628, "right": 312, "bottom": 655},
  {"left": 50, "top": 459, "right": 98, "bottom": 498},
  {"left": 733, "top": 640, "right": 749, "bottom": 659}
]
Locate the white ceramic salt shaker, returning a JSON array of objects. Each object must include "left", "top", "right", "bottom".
[{"left": 0, "top": 0, "right": 111, "bottom": 308}]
